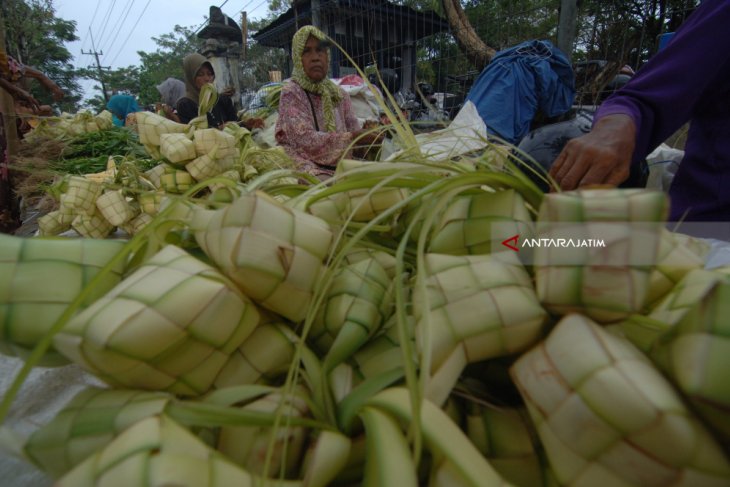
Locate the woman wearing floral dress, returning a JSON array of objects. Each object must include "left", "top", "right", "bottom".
[{"left": 275, "top": 25, "right": 378, "bottom": 179}]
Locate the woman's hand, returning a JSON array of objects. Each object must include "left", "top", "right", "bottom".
[
  {"left": 549, "top": 114, "right": 637, "bottom": 190},
  {"left": 241, "top": 117, "right": 265, "bottom": 130},
  {"left": 352, "top": 121, "right": 385, "bottom": 145},
  {"left": 156, "top": 103, "right": 181, "bottom": 123},
  {"left": 351, "top": 121, "right": 385, "bottom": 159}
]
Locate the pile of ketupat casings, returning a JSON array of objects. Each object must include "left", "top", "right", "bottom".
[
  {"left": 21, "top": 110, "right": 115, "bottom": 142},
  {"left": 30, "top": 84, "right": 294, "bottom": 240},
  {"left": 1, "top": 79, "right": 730, "bottom": 487}
]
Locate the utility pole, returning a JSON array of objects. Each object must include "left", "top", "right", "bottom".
[
  {"left": 83, "top": 29, "right": 111, "bottom": 102},
  {"left": 241, "top": 12, "right": 247, "bottom": 61},
  {"left": 82, "top": 49, "right": 111, "bottom": 102}
]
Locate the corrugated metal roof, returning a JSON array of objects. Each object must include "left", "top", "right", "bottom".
[{"left": 253, "top": 0, "right": 448, "bottom": 48}]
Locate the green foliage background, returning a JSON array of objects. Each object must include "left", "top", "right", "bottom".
[{"left": 2, "top": 0, "right": 700, "bottom": 113}]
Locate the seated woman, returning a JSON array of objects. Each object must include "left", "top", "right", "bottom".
[
  {"left": 275, "top": 25, "right": 379, "bottom": 179},
  {"left": 156, "top": 77, "right": 185, "bottom": 122},
  {"left": 176, "top": 53, "right": 237, "bottom": 128},
  {"left": 106, "top": 94, "right": 140, "bottom": 127}
]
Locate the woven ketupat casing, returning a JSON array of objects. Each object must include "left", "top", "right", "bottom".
[
  {"left": 71, "top": 211, "right": 115, "bottom": 239},
  {"left": 135, "top": 111, "right": 188, "bottom": 159},
  {"left": 186, "top": 152, "right": 222, "bottom": 182},
  {"left": 413, "top": 251, "right": 548, "bottom": 405},
  {"left": 0, "top": 234, "right": 127, "bottom": 365},
  {"left": 511, "top": 314, "right": 730, "bottom": 486},
  {"left": 38, "top": 209, "right": 74, "bottom": 236},
  {"left": 53, "top": 245, "right": 261, "bottom": 396},
  {"left": 535, "top": 189, "right": 668, "bottom": 323},
  {"left": 194, "top": 128, "right": 239, "bottom": 170},
  {"left": 24, "top": 387, "right": 173, "bottom": 478},
  {"left": 415, "top": 251, "right": 548, "bottom": 371},
  {"left": 96, "top": 190, "right": 138, "bottom": 226},
  {"left": 160, "top": 133, "right": 196, "bottom": 165},
  {"left": 60, "top": 176, "right": 102, "bottom": 216},
  {"left": 55, "top": 415, "right": 255, "bottom": 486},
  {"left": 191, "top": 191, "right": 334, "bottom": 323},
  {"left": 643, "top": 269, "right": 730, "bottom": 449}
]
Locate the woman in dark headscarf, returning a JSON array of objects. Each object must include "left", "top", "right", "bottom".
[
  {"left": 176, "top": 53, "right": 237, "bottom": 127},
  {"left": 107, "top": 94, "right": 140, "bottom": 127},
  {"left": 275, "top": 26, "right": 378, "bottom": 179}
]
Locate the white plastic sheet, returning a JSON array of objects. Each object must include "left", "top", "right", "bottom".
[
  {"left": 385, "top": 101, "right": 488, "bottom": 161},
  {"left": 333, "top": 75, "right": 381, "bottom": 124},
  {"left": 0, "top": 357, "right": 104, "bottom": 486},
  {"left": 646, "top": 143, "right": 683, "bottom": 192}
]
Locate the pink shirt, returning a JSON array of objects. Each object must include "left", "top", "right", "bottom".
[{"left": 275, "top": 80, "right": 360, "bottom": 178}]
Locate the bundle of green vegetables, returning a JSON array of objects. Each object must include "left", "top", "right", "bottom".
[{"left": 53, "top": 126, "right": 151, "bottom": 175}]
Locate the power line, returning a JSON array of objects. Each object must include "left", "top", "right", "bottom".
[
  {"left": 79, "top": 1, "right": 103, "bottom": 53},
  {"left": 93, "top": 0, "right": 119, "bottom": 53},
  {"left": 193, "top": 0, "right": 246, "bottom": 35},
  {"left": 233, "top": 0, "right": 261, "bottom": 19},
  {"left": 103, "top": 0, "right": 242, "bottom": 68},
  {"left": 107, "top": 0, "right": 152, "bottom": 67},
  {"left": 100, "top": 0, "right": 137, "bottom": 54}
]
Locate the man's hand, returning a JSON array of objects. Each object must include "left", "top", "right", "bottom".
[
  {"left": 15, "top": 87, "right": 41, "bottom": 112},
  {"left": 549, "top": 114, "right": 637, "bottom": 190},
  {"left": 0, "top": 78, "right": 40, "bottom": 111}
]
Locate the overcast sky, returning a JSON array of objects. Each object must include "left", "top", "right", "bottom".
[{"left": 54, "top": 0, "right": 271, "bottom": 98}]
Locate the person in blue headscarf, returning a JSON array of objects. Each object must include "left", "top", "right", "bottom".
[{"left": 106, "top": 94, "right": 140, "bottom": 127}]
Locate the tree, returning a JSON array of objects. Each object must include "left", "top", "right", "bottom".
[
  {"left": 241, "top": 17, "right": 289, "bottom": 90},
  {"left": 79, "top": 25, "right": 199, "bottom": 113},
  {"left": 574, "top": 0, "right": 699, "bottom": 67},
  {"left": 1, "top": 0, "right": 83, "bottom": 112},
  {"left": 80, "top": 65, "right": 142, "bottom": 113},
  {"left": 137, "top": 25, "right": 200, "bottom": 106},
  {"left": 264, "top": 0, "right": 292, "bottom": 19},
  {"left": 441, "top": 0, "right": 495, "bottom": 72}
]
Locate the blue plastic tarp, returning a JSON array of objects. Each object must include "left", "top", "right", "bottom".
[{"left": 465, "top": 40, "right": 575, "bottom": 144}]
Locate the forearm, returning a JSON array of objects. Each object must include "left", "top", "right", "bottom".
[
  {"left": 298, "top": 131, "right": 354, "bottom": 167},
  {"left": 595, "top": 0, "right": 730, "bottom": 160},
  {"left": 0, "top": 78, "right": 38, "bottom": 107},
  {"left": 22, "top": 66, "right": 64, "bottom": 101},
  {"left": 0, "top": 78, "right": 21, "bottom": 96}
]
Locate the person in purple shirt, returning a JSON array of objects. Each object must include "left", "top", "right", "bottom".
[{"left": 550, "top": 0, "right": 730, "bottom": 223}]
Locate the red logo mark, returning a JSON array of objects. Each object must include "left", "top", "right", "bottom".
[{"left": 502, "top": 234, "right": 519, "bottom": 251}]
